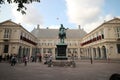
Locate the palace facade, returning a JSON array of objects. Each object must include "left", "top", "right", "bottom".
[
  {"left": 31, "top": 25, "right": 87, "bottom": 59},
  {"left": 0, "top": 20, "right": 38, "bottom": 59},
  {"left": 80, "top": 17, "right": 120, "bottom": 60},
  {"left": 0, "top": 18, "right": 120, "bottom": 60}
]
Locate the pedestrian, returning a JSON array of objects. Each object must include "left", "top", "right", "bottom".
[
  {"left": 44, "top": 54, "right": 48, "bottom": 64},
  {"left": 30, "top": 56, "right": 34, "bottom": 62},
  {"left": 11, "top": 55, "right": 17, "bottom": 66},
  {"left": 23, "top": 56, "right": 28, "bottom": 66},
  {"left": 34, "top": 56, "right": 37, "bottom": 62},
  {"left": 39, "top": 54, "right": 42, "bottom": 62},
  {"left": 7, "top": 54, "right": 10, "bottom": 61},
  {"left": 70, "top": 54, "right": 76, "bottom": 68},
  {"left": 48, "top": 55, "right": 52, "bottom": 67}
]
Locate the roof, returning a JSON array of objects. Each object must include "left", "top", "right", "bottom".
[
  {"left": 0, "top": 20, "right": 19, "bottom": 26},
  {"left": 31, "top": 28, "right": 87, "bottom": 39},
  {"left": 0, "top": 20, "right": 37, "bottom": 38},
  {"left": 105, "top": 17, "right": 120, "bottom": 24}
]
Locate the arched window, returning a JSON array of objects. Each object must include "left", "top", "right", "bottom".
[
  {"left": 97, "top": 47, "right": 101, "bottom": 58},
  {"left": 93, "top": 48, "right": 96, "bottom": 58},
  {"left": 102, "top": 46, "right": 107, "bottom": 59}
]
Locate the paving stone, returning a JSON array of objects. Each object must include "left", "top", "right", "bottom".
[{"left": 0, "top": 61, "right": 120, "bottom": 80}]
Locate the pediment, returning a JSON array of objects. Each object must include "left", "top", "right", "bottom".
[
  {"left": 0, "top": 20, "right": 19, "bottom": 26},
  {"left": 106, "top": 18, "right": 120, "bottom": 24}
]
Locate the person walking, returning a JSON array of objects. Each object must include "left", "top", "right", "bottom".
[
  {"left": 70, "top": 54, "right": 76, "bottom": 68},
  {"left": 23, "top": 56, "right": 28, "bottom": 66},
  {"left": 11, "top": 55, "right": 17, "bottom": 66},
  {"left": 48, "top": 55, "right": 52, "bottom": 67},
  {"left": 39, "top": 54, "right": 42, "bottom": 62}
]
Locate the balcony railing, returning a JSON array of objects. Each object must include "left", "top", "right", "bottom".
[
  {"left": 3, "top": 37, "right": 10, "bottom": 41},
  {"left": 20, "top": 36, "right": 37, "bottom": 45}
]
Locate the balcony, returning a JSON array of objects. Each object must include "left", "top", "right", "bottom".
[
  {"left": 3, "top": 38, "right": 10, "bottom": 41},
  {"left": 117, "top": 38, "right": 120, "bottom": 41}
]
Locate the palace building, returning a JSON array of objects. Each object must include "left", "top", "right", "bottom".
[
  {"left": 80, "top": 17, "right": 120, "bottom": 60},
  {"left": 0, "top": 17, "right": 120, "bottom": 60},
  {"left": 31, "top": 25, "right": 86, "bottom": 59},
  {"left": 0, "top": 20, "right": 38, "bottom": 59}
]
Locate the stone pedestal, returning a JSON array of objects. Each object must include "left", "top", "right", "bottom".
[
  {"left": 56, "top": 43, "right": 67, "bottom": 60},
  {"left": 52, "top": 60, "right": 71, "bottom": 67}
]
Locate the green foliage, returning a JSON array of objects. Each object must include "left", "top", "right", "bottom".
[{"left": 0, "top": 0, "right": 40, "bottom": 14}]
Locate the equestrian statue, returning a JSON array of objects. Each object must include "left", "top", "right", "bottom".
[{"left": 59, "top": 24, "right": 68, "bottom": 43}]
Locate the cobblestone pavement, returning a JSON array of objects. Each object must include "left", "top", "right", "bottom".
[{"left": 0, "top": 61, "right": 120, "bottom": 80}]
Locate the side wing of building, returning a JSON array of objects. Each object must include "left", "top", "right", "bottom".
[
  {"left": 0, "top": 20, "right": 38, "bottom": 60},
  {"left": 80, "top": 18, "right": 120, "bottom": 60}
]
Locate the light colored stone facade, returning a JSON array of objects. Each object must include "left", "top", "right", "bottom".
[
  {"left": 31, "top": 26, "right": 86, "bottom": 59},
  {"left": 0, "top": 20, "right": 38, "bottom": 59},
  {"left": 0, "top": 18, "right": 120, "bottom": 60},
  {"left": 80, "top": 17, "right": 120, "bottom": 60}
]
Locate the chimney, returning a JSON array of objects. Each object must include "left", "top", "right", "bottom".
[
  {"left": 37, "top": 24, "right": 40, "bottom": 29},
  {"left": 46, "top": 27, "right": 49, "bottom": 29},
  {"left": 78, "top": 25, "right": 81, "bottom": 29}
]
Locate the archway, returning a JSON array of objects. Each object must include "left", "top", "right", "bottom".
[
  {"left": 93, "top": 48, "right": 96, "bottom": 59},
  {"left": 97, "top": 47, "right": 101, "bottom": 59},
  {"left": 18, "top": 46, "right": 22, "bottom": 58},
  {"left": 102, "top": 46, "right": 107, "bottom": 59}
]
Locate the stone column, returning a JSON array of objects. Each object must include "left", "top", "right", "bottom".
[
  {"left": 52, "top": 47, "right": 56, "bottom": 59},
  {"left": 78, "top": 48, "right": 80, "bottom": 59}
]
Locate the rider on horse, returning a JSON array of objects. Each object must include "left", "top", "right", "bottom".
[{"left": 59, "top": 24, "right": 68, "bottom": 43}]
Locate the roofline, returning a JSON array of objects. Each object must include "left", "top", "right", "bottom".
[
  {"left": 83, "top": 17, "right": 120, "bottom": 38},
  {"left": 0, "top": 19, "right": 37, "bottom": 39}
]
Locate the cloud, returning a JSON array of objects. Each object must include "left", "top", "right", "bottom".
[
  {"left": 65, "top": 0, "right": 106, "bottom": 32},
  {"left": 11, "top": 3, "right": 43, "bottom": 31},
  {"left": 84, "top": 14, "right": 114, "bottom": 33}
]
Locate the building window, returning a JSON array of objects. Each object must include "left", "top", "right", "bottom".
[
  {"left": 101, "top": 30, "right": 104, "bottom": 39},
  {"left": 75, "top": 43, "right": 77, "bottom": 46},
  {"left": 117, "top": 44, "right": 120, "bottom": 54},
  {"left": 115, "top": 27, "right": 120, "bottom": 38},
  {"left": 4, "top": 28, "right": 11, "bottom": 38},
  {"left": 96, "top": 32, "right": 98, "bottom": 37},
  {"left": 102, "top": 34, "right": 104, "bottom": 39},
  {"left": 48, "top": 48, "right": 52, "bottom": 53},
  {"left": 43, "top": 48, "right": 46, "bottom": 53},
  {"left": 4, "top": 45, "right": 9, "bottom": 53}
]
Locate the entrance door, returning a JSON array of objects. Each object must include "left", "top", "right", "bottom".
[{"left": 4, "top": 45, "right": 9, "bottom": 53}]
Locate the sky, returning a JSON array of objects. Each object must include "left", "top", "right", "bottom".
[{"left": 0, "top": 0, "right": 120, "bottom": 33}]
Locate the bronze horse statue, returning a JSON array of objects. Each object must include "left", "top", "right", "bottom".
[{"left": 59, "top": 24, "right": 67, "bottom": 43}]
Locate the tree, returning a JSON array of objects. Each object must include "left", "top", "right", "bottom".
[{"left": 0, "top": 0, "right": 40, "bottom": 14}]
